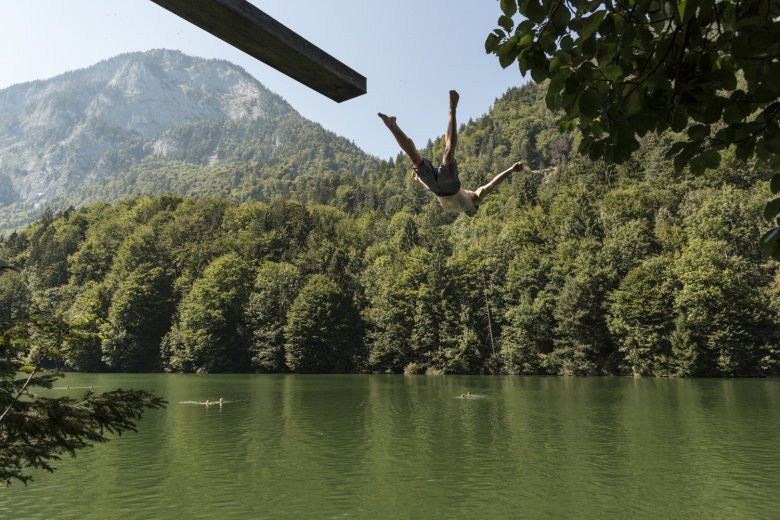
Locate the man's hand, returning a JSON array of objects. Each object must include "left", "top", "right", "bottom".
[{"left": 511, "top": 161, "right": 524, "bottom": 172}]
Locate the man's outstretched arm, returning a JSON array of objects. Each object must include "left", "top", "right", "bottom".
[{"left": 474, "top": 161, "right": 523, "bottom": 200}]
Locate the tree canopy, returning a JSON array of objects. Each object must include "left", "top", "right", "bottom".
[{"left": 1, "top": 81, "right": 778, "bottom": 379}]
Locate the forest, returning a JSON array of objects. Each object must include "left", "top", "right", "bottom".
[{"left": 2, "top": 82, "right": 778, "bottom": 377}]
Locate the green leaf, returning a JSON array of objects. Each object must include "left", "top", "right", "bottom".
[
  {"left": 673, "top": 140, "right": 702, "bottom": 171},
  {"left": 549, "top": 52, "right": 571, "bottom": 73},
  {"left": 678, "top": 0, "right": 701, "bottom": 22},
  {"left": 498, "top": 36, "right": 519, "bottom": 68},
  {"left": 676, "top": 0, "right": 687, "bottom": 20},
  {"left": 500, "top": 0, "right": 517, "bottom": 17},
  {"left": 603, "top": 64, "right": 622, "bottom": 81},
  {"left": 518, "top": 20, "right": 536, "bottom": 33},
  {"left": 671, "top": 111, "right": 688, "bottom": 132},
  {"left": 760, "top": 227, "right": 780, "bottom": 260},
  {"left": 665, "top": 141, "right": 688, "bottom": 158},
  {"left": 582, "top": 11, "right": 606, "bottom": 40},
  {"left": 735, "top": 136, "right": 757, "bottom": 161},
  {"left": 530, "top": 65, "right": 548, "bottom": 82},
  {"left": 700, "top": 148, "right": 721, "bottom": 170},
  {"left": 551, "top": 4, "right": 571, "bottom": 29},
  {"left": 765, "top": 133, "right": 780, "bottom": 154},
  {"left": 763, "top": 197, "right": 780, "bottom": 222},
  {"left": 596, "top": 43, "right": 618, "bottom": 68},
  {"left": 485, "top": 33, "right": 501, "bottom": 53},
  {"left": 723, "top": 102, "right": 744, "bottom": 124},
  {"left": 546, "top": 88, "right": 563, "bottom": 110},
  {"left": 520, "top": 0, "right": 546, "bottom": 23},
  {"left": 498, "top": 51, "right": 517, "bottom": 69},
  {"left": 498, "top": 15, "right": 514, "bottom": 32},
  {"left": 579, "top": 88, "right": 601, "bottom": 117},
  {"left": 703, "top": 69, "right": 737, "bottom": 91},
  {"left": 688, "top": 125, "right": 710, "bottom": 141},
  {"left": 701, "top": 99, "right": 725, "bottom": 124},
  {"left": 564, "top": 74, "right": 579, "bottom": 94},
  {"left": 756, "top": 138, "right": 772, "bottom": 160},
  {"left": 564, "top": 91, "right": 581, "bottom": 116},
  {"left": 687, "top": 124, "right": 708, "bottom": 141},
  {"left": 598, "top": 15, "right": 616, "bottom": 37},
  {"left": 770, "top": 173, "right": 780, "bottom": 194},
  {"left": 625, "top": 87, "right": 645, "bottom": 115}
]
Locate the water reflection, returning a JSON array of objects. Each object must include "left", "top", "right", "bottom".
[{"left": 5, "top": 375, "right": 780, "bottom": 519}]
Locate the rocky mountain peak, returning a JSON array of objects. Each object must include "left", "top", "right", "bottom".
[{"left": 0, "top": 50, "right": 293, "bottom": 214}]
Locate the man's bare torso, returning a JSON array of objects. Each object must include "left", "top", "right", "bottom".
[{"left": 437, "top": 189, "right": 478, "bottom": 216}]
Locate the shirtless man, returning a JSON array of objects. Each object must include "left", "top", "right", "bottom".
[{"left": 379, "top": 90, "right": 523, "bottom": 216}]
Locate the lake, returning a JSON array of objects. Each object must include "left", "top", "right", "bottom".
[{"left": 4, "top": 374, "right": 780, "bottom": 519}]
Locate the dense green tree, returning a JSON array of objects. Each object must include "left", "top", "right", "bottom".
[
  {"left": 599, "top": 219, "right": 658, "bottom": 277},
  {"left": 101, "top": 266, "right": 175, "bottom": 372},
  {"left": 165, "top": 253, "right": 254, "bottom": 372},
  {"left": 679, "top": 185, "right": 766, "bottom": 259},
  {"left": 61, "top": 283, "right": 110, "bottom": 372},
  {"left": 547, "top": 241, "right": 616, "bottom": 375},
  {"left": 672, "top": 238, "right": 776, "bottom": 375},
  {"left": 363, "top": 256, "right": 416, "bottom": 373},
  {"left": 501, "top": 295, "right": 554, "bottom": 374},
  {"left": 285, "top": 275, "right": 362, "bottom": 373},
  {"left": 0, "top": 269, "right": 30, "bottom": 323},
  {"left": 26, "top": 213, "right": 86, "bottom": 289},
  {"left": 500, "top": 245, "right": 555, "bottom": 374},
  {"left": 245, "top": 262, "right": 302, "bottom": 372},
  {"left": 607, "top": 256, "right": 677, "bottom": 375}
]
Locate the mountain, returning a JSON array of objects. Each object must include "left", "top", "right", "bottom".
[{"left": 0, "top": 49, "right": 379, "bottom": 232}]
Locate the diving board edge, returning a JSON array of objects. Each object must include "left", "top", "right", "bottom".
[{"left": 150, "top": 0, "right": 367, "bottom": 102}]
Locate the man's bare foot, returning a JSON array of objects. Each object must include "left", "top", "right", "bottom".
[
  {"left": 449, "top": 90, "right": 459, "bottom": 108},
  {"left": 378, "top": 112, "right": 397, "bottom": 128}
]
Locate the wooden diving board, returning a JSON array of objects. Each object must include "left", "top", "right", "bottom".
[{"left": 149, "top": 0, "right": 367, "bottom": 102}]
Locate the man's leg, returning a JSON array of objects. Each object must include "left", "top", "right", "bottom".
[
  {"left": 442, "top": 90, "right": 459, "bottom": 166},
  {"left": 378, "top": 113, "right": 422, "bottom": 166}
]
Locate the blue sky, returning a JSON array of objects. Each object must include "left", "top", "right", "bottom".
[{"left": 0, "top": 1, "right": 526, "bottom": 159}]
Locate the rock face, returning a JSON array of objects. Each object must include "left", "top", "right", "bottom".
[{"left": 0, "top": 49, "right": 292, "bottom": 212}]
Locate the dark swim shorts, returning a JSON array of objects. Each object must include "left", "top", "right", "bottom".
[{"left": 413, "top": 158, "right": 461, "bottom": 196}]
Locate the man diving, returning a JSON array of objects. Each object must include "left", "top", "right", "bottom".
[{"left": 379, "top": 90, "right": 523, "bottom": 216}]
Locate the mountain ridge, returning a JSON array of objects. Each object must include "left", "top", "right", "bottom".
[{"left": 0, "top": 49, "right": 378, "bottom": 232}]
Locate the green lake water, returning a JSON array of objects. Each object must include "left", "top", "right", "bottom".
[{"left": 4, "top": 374, "right": 780, "bottom": 519}]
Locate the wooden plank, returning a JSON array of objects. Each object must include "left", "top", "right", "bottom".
[{"left": 149, "top": 0, "right": 366, "bottom": 102}]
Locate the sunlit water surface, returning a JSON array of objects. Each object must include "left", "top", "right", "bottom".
[{"left": 4, "top": 375, "right": 780, "bottom": 519}]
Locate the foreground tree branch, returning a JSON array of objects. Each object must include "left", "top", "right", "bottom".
[
  {"left": 0, "top": 308, "right": 165, "bottom": 486},
  {"left": 487, "top": 0, "right": 780, "bottom": 257}
]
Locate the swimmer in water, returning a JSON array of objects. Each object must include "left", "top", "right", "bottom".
[{"left": 219, "top": 398, "right": 224, "bottom": 407}]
